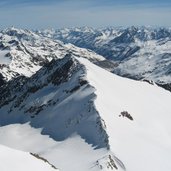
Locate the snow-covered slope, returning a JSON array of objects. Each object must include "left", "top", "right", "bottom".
[
  {"left": 45, "top": 27, "right": 171, "bottom": 85},
  {"left": 0, "top": 55, "right": 171, "bottom": 171},
  {"left": 0, "top": 144, "right": 58, "bottom": 171},
  {"left": 0, "top": 27, "right": 104, "bottom": 82},
  {"left": 0, "top": 123, "right": 111, "bottom": 171},
  {"left": 78, "top": 57, "right": 171, "bottom": 171}
]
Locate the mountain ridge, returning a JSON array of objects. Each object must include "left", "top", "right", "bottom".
[
  {"left": 0, "top": 27, "right": 105, "bottom": 82},
  {"left": 43, "top": 26, "right": 171, "bottom": 86},
  {"left": 0, "top": 54, "right": 171, "bottom": 171}
]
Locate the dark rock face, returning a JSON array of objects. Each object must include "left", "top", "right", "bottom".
[
  {"left": 0, "top": 55, "right": 77, "bottom": 109},
  {"left": 30, "top": 153, "right": 58, "bottom": 170},
  {"left": 119, "top": 111, "right": 133, "bottom": 121},
  {"left": 157, "top": 83, "right": 171, "bottom": 92},
  {"left": 0, "top": 74, "right": 5, "bottom": 87},
  {"left": 50, "top": 59, "right": 74, "bottom": 85}
]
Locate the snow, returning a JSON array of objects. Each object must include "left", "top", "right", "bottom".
[
  {"left": 0, "top": 28, "right": 105, "bottom": 81},
  {"left": 53, "top": 26, "right": 171, "bottom": 84},
  {"left": 0, "top": 56, "right": 111, "bottom": 171},
  {"left": 115, "top": 40, "right": 171, "bottom": 83},
  {"left": 0, "top": 144, "right": 58, "bottom": 171},
  {"left": 0, "top": 50, "right": 11, "bottom": 65},
  {"left": 78, "top": 57, "right": 171, "bottom": 171},
  {"left": 65, "top": 43, "right": 105, "bottom": 61},
  {"left": 0, "top": 123, "right": 108, "bottom": 171}
]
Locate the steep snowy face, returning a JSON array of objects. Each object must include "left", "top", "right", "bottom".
[
  {"left": 0, "top": 144, "right": 59, "bottom": 171},
  {"left": 46, "top": 26, "right": 171, "bottom": 85},
  {"left": 0, "top": 55, "right": 109, "bottom": 150},
  {"left": 0, "top": 27, "right": 104, "bottom": 82},
  {"left": 78, "top": 58, "right": 171, "bottom": 171}
]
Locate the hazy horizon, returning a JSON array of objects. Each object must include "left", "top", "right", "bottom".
[{"left": 0, "top": 0, "right": 171, "bottom": 29}]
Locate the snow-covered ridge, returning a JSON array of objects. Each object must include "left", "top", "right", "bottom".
[
  {"left": 77, "top": 57, "right": 171, "bottom": 171},
  {"left": 0, "top": 55, "right": 171, "bottom": 171},
  {"left": 0, "top": 55, "right": 109, "bottom": 149}
]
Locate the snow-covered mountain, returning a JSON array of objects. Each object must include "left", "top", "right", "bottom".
[
  {"left": 0, "top": 27, "right": 104, "bottom": 83},
  {"left": 0, "top": 55, "right": 171, "bottom": 171},
  {"left": 42, "top": 27, "right": 171, "bottom": 87}
]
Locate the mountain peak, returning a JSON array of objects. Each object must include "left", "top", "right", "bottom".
[{"left": 0, "top": 55, "right": 109, "bottom": 150}]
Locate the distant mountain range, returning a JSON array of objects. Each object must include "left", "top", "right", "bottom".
[
  {"left": 1, "top": 27, "right": 171, "bottom": 89},
  {"left": 39, "top": 26, "right": 171, "bottom": 88}
]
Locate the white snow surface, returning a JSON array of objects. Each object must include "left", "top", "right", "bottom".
[
  {"left": 0, "top": 50, "right": 11, "bottom": 65},
  {"left": 0, "top": 143, "right": 58, "bottom": 171},
  {"left": 77, "top": 57, "right": 171, "bottom": 171},
  {"left": 0, "top": 123, "right": 108, "bottom": 171}
]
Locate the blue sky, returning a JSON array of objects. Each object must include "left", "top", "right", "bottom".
[{"left": 0, "top": 0, "right": 171, "bottom": 29}]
